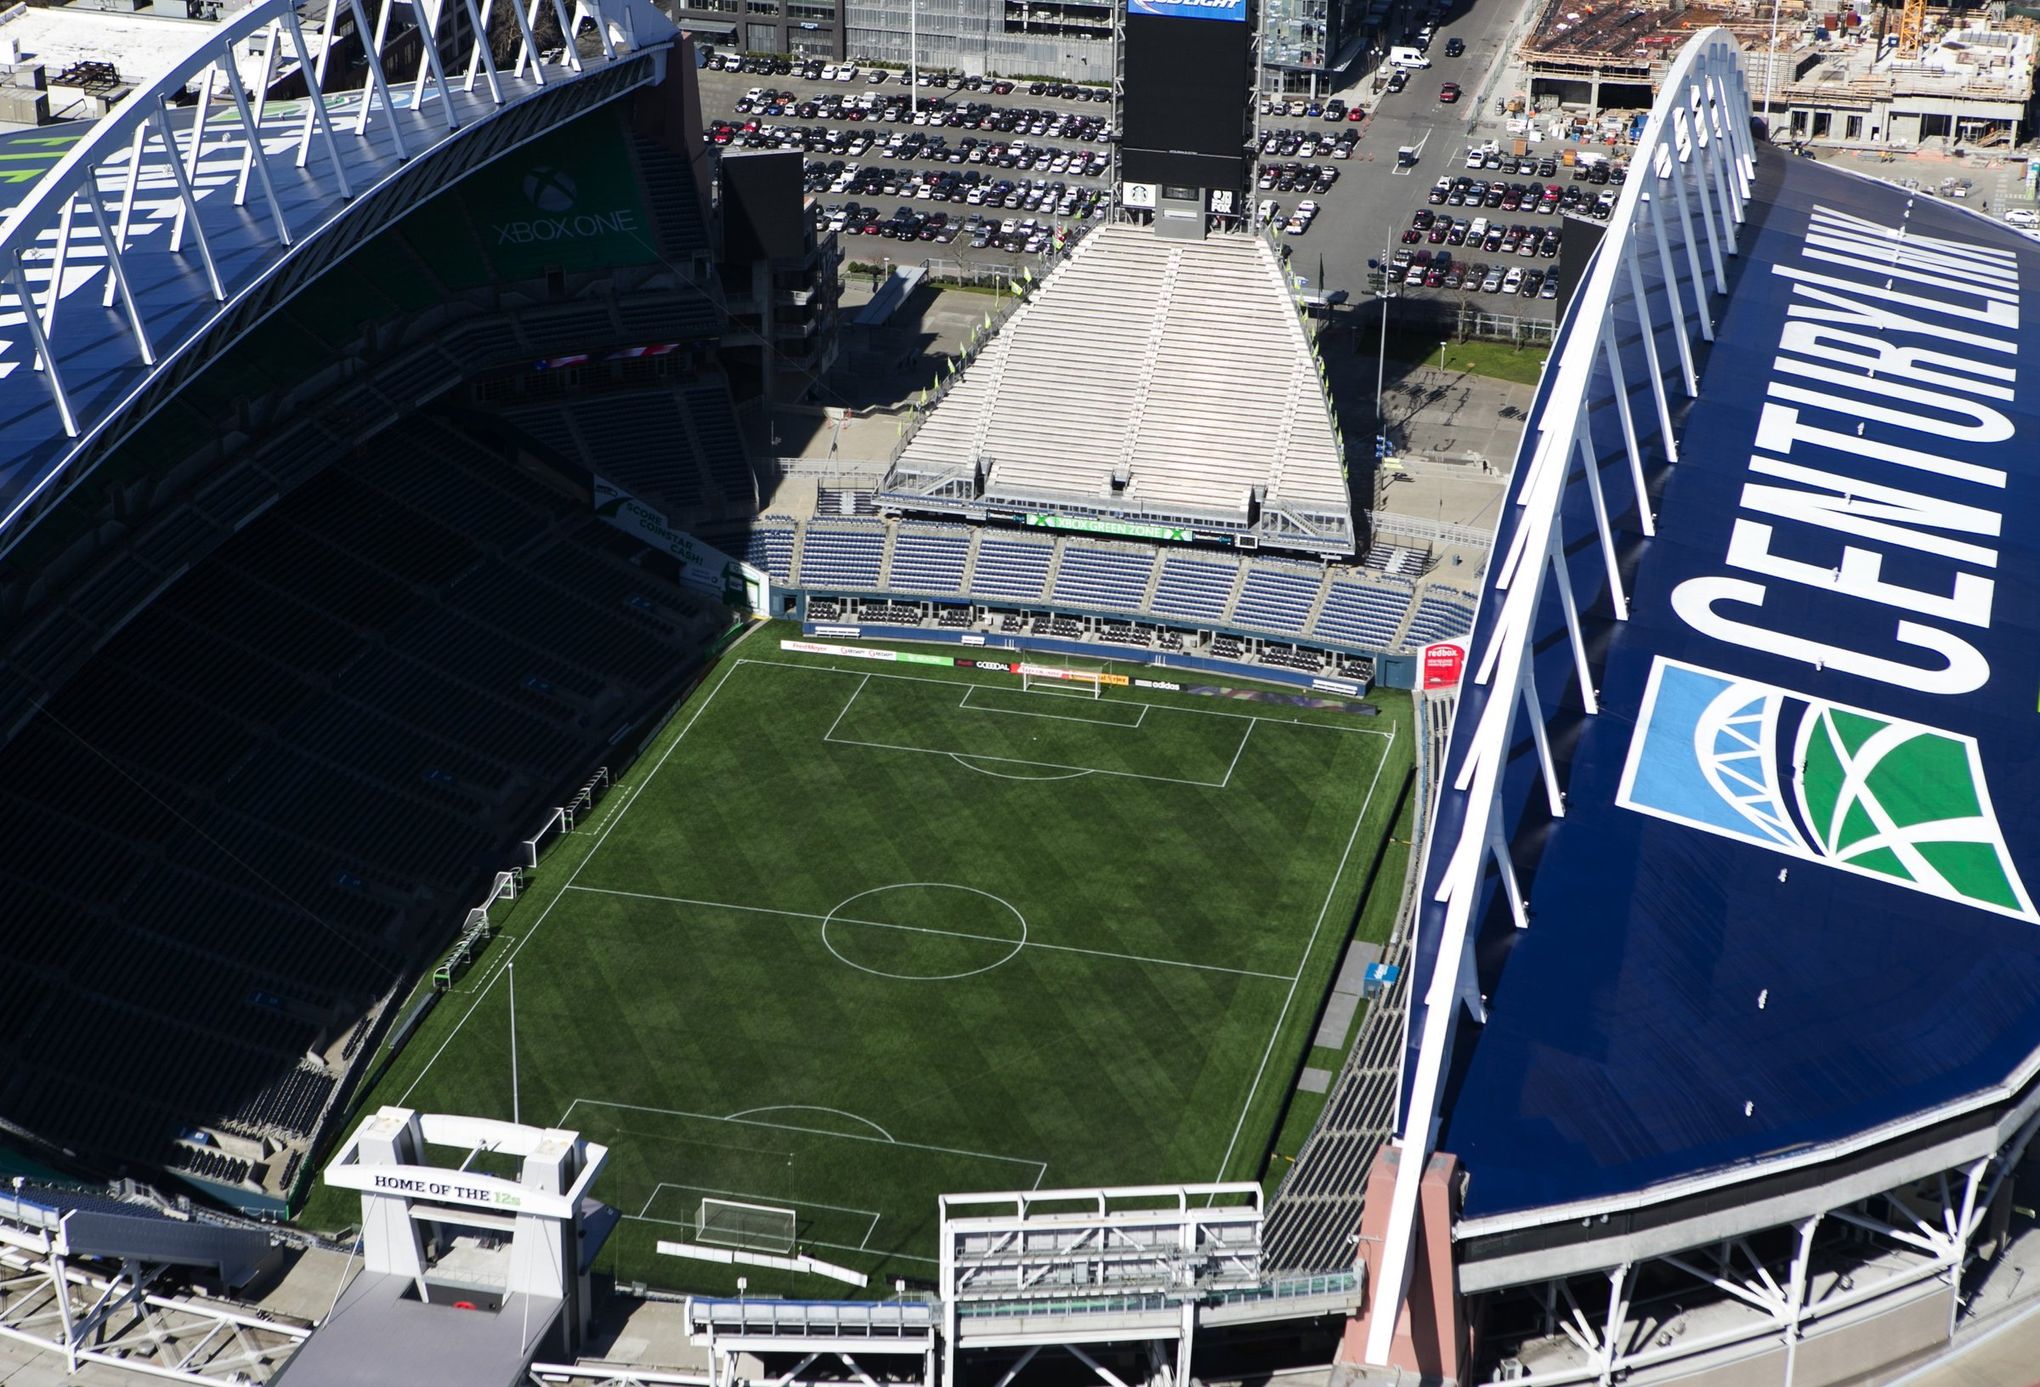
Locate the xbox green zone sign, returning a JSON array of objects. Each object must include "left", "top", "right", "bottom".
[
  {"left": 1618, "top": 658, "right": 2035, "bottom": 920},
  {"left": 1023, "top": 513, "right": 1193, "bottom": 542},
  {"left": 593, "top": 478, "right": 770, "bottom": 614}
]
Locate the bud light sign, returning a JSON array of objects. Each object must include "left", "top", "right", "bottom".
[
  {"left": 1421, "top": 641, "right": 1466, "bottom": 691},
  {"left": 1129, "top": 0, "right": 1247, "bottom": 19}
]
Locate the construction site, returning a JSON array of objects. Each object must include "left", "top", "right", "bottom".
[{"left": 1516, "top": 0, "right": 2038, "bottom": 151}]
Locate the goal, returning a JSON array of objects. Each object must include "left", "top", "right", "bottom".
[
  {"left": 1019, "top": 664, "right": 1103, "bottom": 699},
  {"left": 698, "top": 1197, "right": 797, "bottom": 1254}
]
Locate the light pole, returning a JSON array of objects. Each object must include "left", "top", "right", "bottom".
[
  {"left": 1762, "top": 0, "right": 1782, "bottom": 124},
  {"left": 1366, "top": 237, "right": 1393, "bottom": 454}
]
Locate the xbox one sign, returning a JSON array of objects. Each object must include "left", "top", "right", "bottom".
[
  {"left": 524, "top": 166, "right": 577, "bottom": 213},
  {"left": 494, "top": 164, "right": 642, "bottom": 246}
]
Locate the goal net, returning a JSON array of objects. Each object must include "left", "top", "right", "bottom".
[
  {"left": 698, "top": 1197, "right": 797, "bottom": 1254},
  {"left": 1019, "top": 664, "right": 1103, "bottom": 699}
]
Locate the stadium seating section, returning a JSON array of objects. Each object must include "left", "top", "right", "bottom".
[
  {"left": 0, "top": 418, "right": 728, "bottom": 1183},
  {"left": 1402, "top": 587, "right": 1479, "bottom": 646},
  {"left": 502, "top": 377, "right": 754, "bottom": 519},
  {"left": 754, "top": 513, "right": 1469, "bottom": 658}
]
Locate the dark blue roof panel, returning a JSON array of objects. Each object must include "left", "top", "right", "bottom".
[{"left": 1432, "top": 151, "right": 2040, "bottom": 1221}]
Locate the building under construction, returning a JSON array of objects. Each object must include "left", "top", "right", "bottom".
[
  {"left": 1778, "top": 23, "right": 2034, "bottom": 147},
  {"left": 1518, "top": 0, "right": 1774, "bottom": 112},
  {"left": 1519, "top": 0, "right": 2036, "bottom": 148}
]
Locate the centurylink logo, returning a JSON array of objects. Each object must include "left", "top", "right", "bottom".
[{"left": 1617, "top": 657, "right": 2035, "bottom": 920}]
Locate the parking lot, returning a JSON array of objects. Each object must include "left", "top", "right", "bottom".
[
  {"left": 689, "top": 5, "right": 1570, "bottom": 316},
  {"left": 697, "top": 56, "right": 1117, "bottom": 261}
]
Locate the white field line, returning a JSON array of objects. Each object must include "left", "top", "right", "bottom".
[
  {"left": 1209, "top": 718, "right": 1400, "bottom": 1183},
  {"left": 639, "top": 1180, "right": 882, "bottom": 1233},
  {"left": 563, "top": 883, "right": 1294, "bottom": 981},
  {"left": 829, "top": 729, "right": 1227, "bottom": 787},
  {"left": 398, "top": 657, "right": 746, "bottom": 1102},
  {"left": 1218, "top": 720, "right": 1257, "bottom": 789},
  {"left": 739, "top": 657, "right": 1393, "bottom": 739},
  {"left": 958, "top": 684, "right": 1146, "bottom": 729},
  {"left": 561, "top": 1096, "right": 1047, "bottom": 1180}
]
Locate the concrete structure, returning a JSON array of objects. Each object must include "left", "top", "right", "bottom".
[
  {"left": 1777, "top": 28, "right": 2035, "bottom": 148},
  {"left": 845, "top": 0, "right": 1115, "bottom": 83},
  {"left": 285, "top": 1108, "right": 613, "bottom": 1386},
  {"left": 884, "top": 223, "right": 1356, "bottom": 557}
]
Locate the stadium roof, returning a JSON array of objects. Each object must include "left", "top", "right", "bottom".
[
  {"left": 893, "top": 224, "right": 1351, "bottom": 538},
  {"left": 1424, "top": 149, "right": 2040, "bottom": 1226}
]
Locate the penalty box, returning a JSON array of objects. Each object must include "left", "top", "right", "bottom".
[
  {"left": 566, "top": 1099, "right": 1045, "bottom": 1261},
  {"left": 821, "top": 669, "right": 1296, "bottom": 787}
]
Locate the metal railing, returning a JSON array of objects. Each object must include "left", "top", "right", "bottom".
[
  {"left": 0, "top": 0, "right": 676, "bottom": 553},
  {"left": 1361, "top": 28, "right": 1756, "bottom": 1367}
]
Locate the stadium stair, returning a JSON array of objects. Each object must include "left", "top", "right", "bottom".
[
  {"left": 1118, "top": 248, "right": 1184, "bottom": 453},
  {"left": 1039, "top": 537, "right": 1066, "bottom": 600},
  {"left": 785, "top": 520, "right": 806, "bottom": 585},
  {"left": 1217, "top": 561, "right": 1253, "bottom": 625},
  {"left": 1302, "top": 570, "right": 1334, "bottom": 634},
  {"left": 959, "top": 529, "right": 983, "bottom": 594},
  {"left": 875, "top": 518, "right": 898, "bottom": 589},
  {"left": 1136, "top": 553, "right": 1165, "bottom": 612}
]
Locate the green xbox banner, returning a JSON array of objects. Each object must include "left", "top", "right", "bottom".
[
  {"left": 594, "top": 478, "right": 769, "bottom": 613},
  {"left": 1023, "top": 513, "right": 1193, "bottom": 543},
  {"left": 407, "top": 109, "right": 658, "bottom": 288}
]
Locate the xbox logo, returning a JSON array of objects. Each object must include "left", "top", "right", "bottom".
[{"left": 523, "top": 166, "right": 578, "bottom": 213}]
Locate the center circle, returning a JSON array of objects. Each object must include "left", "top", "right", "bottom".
[{"left": 821, "top": 883, "right": 1028, "bottom": 981}]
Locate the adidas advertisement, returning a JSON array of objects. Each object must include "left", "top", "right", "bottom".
[{"left": 1619, "top": 659, "right": 2034, "bottom": 920}]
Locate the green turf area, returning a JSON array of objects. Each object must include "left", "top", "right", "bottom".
[{"left": 305, "top": 627, "right": 1411, "bottom": 1294}]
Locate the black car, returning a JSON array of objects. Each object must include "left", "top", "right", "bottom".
[{"left": 1444, "top": 37, "right": 1465, "bottom": 56}]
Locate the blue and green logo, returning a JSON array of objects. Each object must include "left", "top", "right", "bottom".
[{"left": 1618, "top": 658, "right": 2033, "bottom": 919}]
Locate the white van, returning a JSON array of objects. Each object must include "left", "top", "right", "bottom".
[{"left": 1388, "top": 46, "right": 1431, "bottom": 69}]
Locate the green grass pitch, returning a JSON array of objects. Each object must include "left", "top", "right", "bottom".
[{"left": 304, "top": 626, "right": 1411, "bottom": 1293}]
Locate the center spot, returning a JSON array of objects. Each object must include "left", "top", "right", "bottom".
[{"left": 821, "top": 883, "right": 1028, "bottom": 981}]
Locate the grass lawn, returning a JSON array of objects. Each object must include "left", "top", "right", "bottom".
[
  {"left": 1381, "top": 328, "right": 1549, "bottom": 387},
  {"left": 302, "top": 629, "right": 1411, "bottom": 1295}
]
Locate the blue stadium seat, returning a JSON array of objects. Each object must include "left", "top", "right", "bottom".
[
  {"left": 1402, "top": 587, "right": 1478, "bottom": 648},
  {"left": 889, "top": 527, "right": 971, "bottom": 595},
  {"left": 1313, "top": 580, "right": 1415, "bottom": 649},
  {"left": 1149, "top": 555, "right": 1240, "bottom": 622},
  {"left": 1051, "top": 546, "right": 1155, "bottom": 613},
  {"left": 1231, "top": 564, "right": 1323, "bottom": 635},
  {"left": 744, "top": 523, "right": 796, "bottom": 581},
  {"left": 799, "top": 523, "right": 886, "bottom": 589},
  {"left": 968, "top": 536, "right": 1054, "bottom": 602}
]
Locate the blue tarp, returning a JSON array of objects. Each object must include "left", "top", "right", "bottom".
[{"left": 1424, "top": 151, "right": 2040, "bottom": 1219}]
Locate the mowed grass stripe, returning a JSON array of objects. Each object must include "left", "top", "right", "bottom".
[{"left": 316, "top": 632, "right": 1409, "bottom": 1294}]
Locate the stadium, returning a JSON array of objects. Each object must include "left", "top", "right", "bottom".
[{"left": 0, "top": 0, "right": 2036, "bottom": 1384}]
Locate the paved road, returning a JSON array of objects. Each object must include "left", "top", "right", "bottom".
[{"left": 1278, "top": 0, "right": 1550, "bottom": 309}]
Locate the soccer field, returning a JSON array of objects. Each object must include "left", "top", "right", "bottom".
[{"left": 321, "top": 632, "right": 1411, "bottom": 1292}]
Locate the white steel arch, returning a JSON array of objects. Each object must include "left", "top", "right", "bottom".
[
  {"left": 0, "top": 0, "right": 677, "bottom": 552},
  {"left": 1361, "top": 29, "right": 1757, "bottom": 1367}
]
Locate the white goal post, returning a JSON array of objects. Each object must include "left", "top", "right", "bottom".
[
  {"left": 698, "top": 1197, "right": 797, "bottom": 1254},
  {"left": 1018, "top": 663, "right": 1104, "bottom": 699}
]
